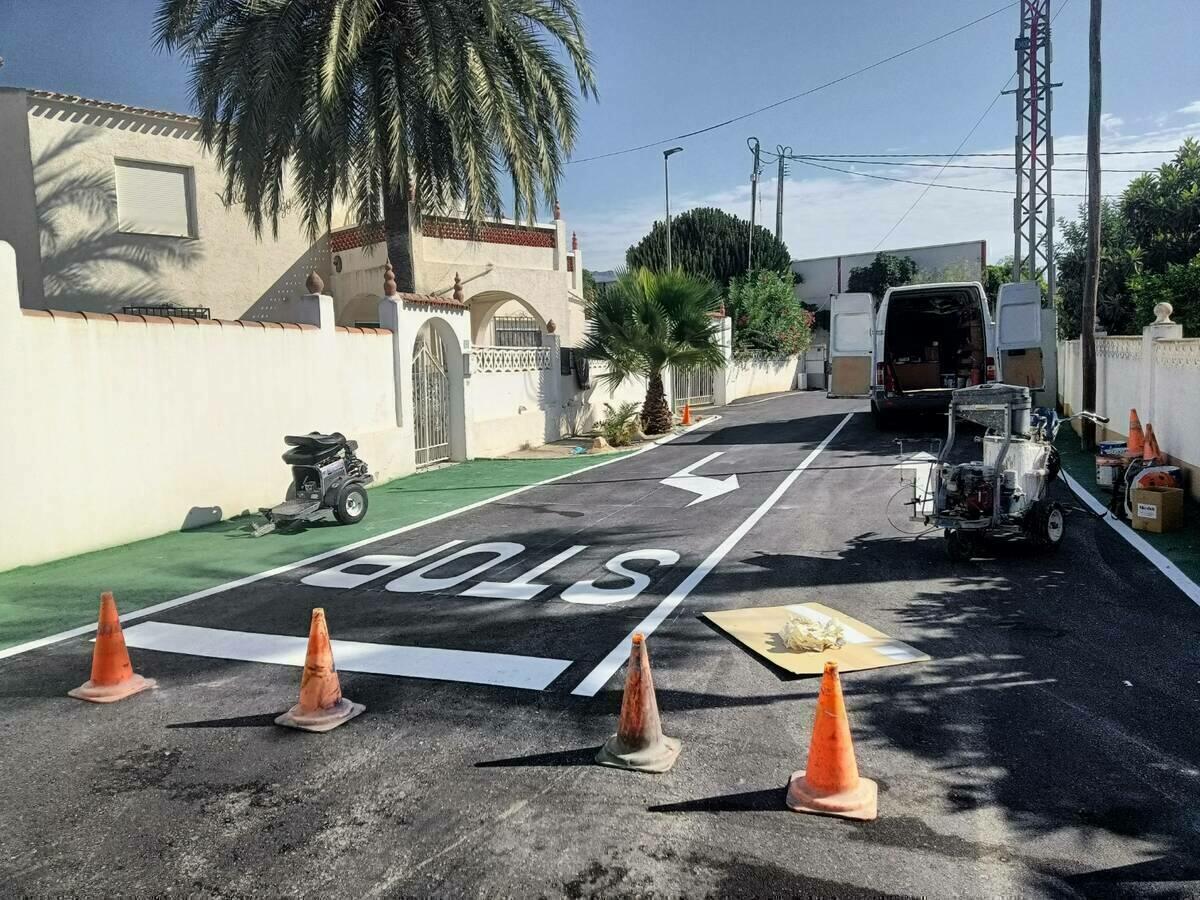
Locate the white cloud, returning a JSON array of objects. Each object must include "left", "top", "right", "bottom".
[
  {"left": 1178, "top": 100, "right": 1200, "bottom": 116},
  {"left": 1100, "top": 112, "right": 1123, "bottom": 133},
  {"left": 574, "top": 120, "right": 1200, "bottom": 270}
]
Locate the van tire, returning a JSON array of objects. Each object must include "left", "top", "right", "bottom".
[{"left": 871, "top": 402, "right": 894, "bottom": 430}]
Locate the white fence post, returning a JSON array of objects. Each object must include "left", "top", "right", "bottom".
[{"left": 1139, "top": 303, "right": 1184, "bottom": 426}]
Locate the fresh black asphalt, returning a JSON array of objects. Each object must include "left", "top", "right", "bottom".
[{"left": 1, "top": 392, "right": 1198, "bottom": 898}]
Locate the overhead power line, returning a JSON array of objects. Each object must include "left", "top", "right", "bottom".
[
  {"left": 567, "top": 1, "right": 1019, "bottom": 165},
  {"left": 794, "top": 155, "right": 1154, "bottom": 174},
  {"left": 790, "top": 157, "right": 1113, "bottom": 198},
  {"left": 776, "top": 149, "right": 1180, "bottom": 158}
]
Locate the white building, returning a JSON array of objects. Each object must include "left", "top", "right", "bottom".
[{"left": 0, "top": 86, "right": 587, "bottom": 345}]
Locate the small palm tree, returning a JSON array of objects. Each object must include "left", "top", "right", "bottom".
[
  {"left": 581, "top": 268, "right": 725, "bottom": 435},
  {"left": 155, "top": 0, "right": 595, "bottom": 293}
]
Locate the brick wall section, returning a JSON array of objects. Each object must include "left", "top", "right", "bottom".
[
  {"left": 21, "top": 308, "right": 392, "bottom": 335},
  {"left": 330, "top": 225, "right": 385, "bottom": 253},
  {"left": 423, "top": 217, "right": 557, "bottom": 248},
  {"left": 566, "top": 256, "right": 575, "bottom": 273}
]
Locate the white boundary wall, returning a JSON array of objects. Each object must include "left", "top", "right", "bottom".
[
  {"left": 0, "top": 243, "right": 405, "bottom": 569},
  {"left": 1058, "top": 312, "right": 1200, "bottom": 499}
]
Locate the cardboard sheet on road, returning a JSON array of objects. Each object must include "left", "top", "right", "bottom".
[{"left": 703, "top": 602, "right": 929, "bottom": 675}]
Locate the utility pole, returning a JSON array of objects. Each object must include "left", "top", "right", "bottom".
[
  {"left": 1009, "top": 0, "right": 1059, "bottom": 304},
  {"left": 663, "top": 147, "right": 683, "bottom": 271},
  {"left": 775, "top": 145, "right": 791, "bottom": 243},
  {"left": 1081, "top": 0, "right": 1101, "bottom": 450},
  {"left": 747, "top": 137, "right": 762, "bottom": 268}
]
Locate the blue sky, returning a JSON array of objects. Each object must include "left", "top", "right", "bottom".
[{"left": 2, "top": 0, "right": 1197, "bottom": 268}]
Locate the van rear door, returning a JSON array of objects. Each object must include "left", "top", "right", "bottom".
[
  {"left": 827, "top": 292, "right": 874, "bottom": 398},
  {"left": 994, "top": 281, "right": 1044, "bottom": 389}
]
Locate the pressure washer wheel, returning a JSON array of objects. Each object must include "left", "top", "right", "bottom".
[
  {"left": 334, "top": 483, "right": 368, "bottom": 525},
  {"left": 1028, "top": 499, "right": 1066, "bottom": 551},
  {"left": 944, "top": 528, "right": 978, "bottom": 562}
]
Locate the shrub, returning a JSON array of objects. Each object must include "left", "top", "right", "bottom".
[{"left": 596, "top": 401, "right": 641, "bottom": 447}]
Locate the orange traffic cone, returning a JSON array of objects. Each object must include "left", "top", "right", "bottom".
[
  {"left": 786, "top": 661, "right": 877, "bottom": 821},
  {"left": 1126, "top": 409, "right": 1145, "bottom": 458},
  {"left": 275, "top": 608, "right": 364, "bottom": 733},
  {"left": 680, "top": 404, "right": 693, "bottom": 426},
  {"left": 68, "top": 592, "right": 156, "bottom": 703},
  {"left": 596, "top": 633, "right": 681, "bottom": 773},
  {"left": 1142, "top": 423, "right": 1163, "bottom": 465}
]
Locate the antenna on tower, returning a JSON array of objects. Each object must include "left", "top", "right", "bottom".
[{"left": 1004, "top": 0, "right": 1061, "bottom": 306}]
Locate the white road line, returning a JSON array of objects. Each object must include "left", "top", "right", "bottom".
[
  {"left": 121, "top": 622, "right": 572, "bottom": 691},
  {"left": 571, "top": 412, "right": 856, "bottom": 697},
  {"left": 0, "top": 415, "right": 719, "bottom": 662},
  {"left": 1062, "top": 470, "right": 1200, "bottom": 608}
]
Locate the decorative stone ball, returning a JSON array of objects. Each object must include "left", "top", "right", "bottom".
[
  {"left": 384, "top": 261, "right": 397, "bottom": 297},
  {"left": 546, "top": 319, "right": 557, "bottom": 334},
  {"left": 1153, "top": 302, "right": 1174, "bottom": 325},
  {"left": 305, "top": 270, "right": 324, "bottom": 294}
]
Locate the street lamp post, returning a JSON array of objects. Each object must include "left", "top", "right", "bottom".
[{"left": 663, "top": 147, "right": 684, "bottom": 271}]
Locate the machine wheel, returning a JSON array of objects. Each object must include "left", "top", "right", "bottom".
[
  {"left": 1028, "top": 499, "right": 1066, "bottom": 550},
  {"left": 334, "top": 483, "right": 368, "bottom": 525},
  {"left": 945, "top": 528, "right": 977, "bottom": 562}
]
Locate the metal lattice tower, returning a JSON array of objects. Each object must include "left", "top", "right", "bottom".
[{"left": 1012, "top": 0, "right": 1057, "bottom": 304}]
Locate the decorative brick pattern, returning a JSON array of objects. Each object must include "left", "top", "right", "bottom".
[
  {"left": 423, "top": 216, "right": 557, "bottom": 248},
  {"left": 399, "top": 292, "right": 465, "bottom": 312},
  {"left": 566, "top": 256, "right": 575, "bottom": 273},
  {"left": 330, "top": 225, "right": 385, "bottom": 253}
]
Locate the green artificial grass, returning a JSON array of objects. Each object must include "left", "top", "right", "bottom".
[
  {"left": 0, "top": 455, "right": 625, "bottom": 651},
  {"left": 1055, "top": 434, "right": 1200, "bottom": 585}
]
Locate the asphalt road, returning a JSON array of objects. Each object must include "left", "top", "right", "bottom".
[{"left": 2, "top": 392, "right": 1199, "bottom": 899}]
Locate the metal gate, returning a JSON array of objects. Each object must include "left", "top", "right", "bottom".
[
  {"left": 413, "top": 324, "right": 450, "bottom": 467},
  {"left": 670, "top": 365, "right": 715, "bottom": 410}
]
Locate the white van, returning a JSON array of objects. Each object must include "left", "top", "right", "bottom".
[{"left": 826, "top": 281, "right": 1045, "bottom": 427}]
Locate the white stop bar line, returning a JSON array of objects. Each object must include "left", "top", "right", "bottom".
[{"left": 571, "top": 412, "right": 856, "bottom": 697}]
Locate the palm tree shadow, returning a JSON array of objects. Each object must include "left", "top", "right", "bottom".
[{"left": 33, "top": 128, "right": 204, "bottom": 311}]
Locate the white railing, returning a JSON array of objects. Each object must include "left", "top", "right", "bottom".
[{"left": 472, "top": 345, "right": 553, "bottom": 373}]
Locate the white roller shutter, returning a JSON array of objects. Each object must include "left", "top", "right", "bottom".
[{"left": 114, "top": 160, "right": 194, "bottom": 237}]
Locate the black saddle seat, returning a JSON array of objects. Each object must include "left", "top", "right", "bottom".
[{"left": 282, "top": 431, "right": 358, "bottom": 465}]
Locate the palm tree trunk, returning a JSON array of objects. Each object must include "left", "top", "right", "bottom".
[
  {"left": 642, "top": 370, "right": 674, "bottom": 434},
  {"left": 383, "top": 185, "right": 416, "bottom": 294}
]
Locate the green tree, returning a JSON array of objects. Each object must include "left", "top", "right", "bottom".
[
  {"left": 1055, "top": 200, "right": 1140, "bottom": 337},
  {"left": 625, "top": 207, "right": 791, "bottom": 284},
  {"left": 1122, "top": 138, "right": 1200, "bottom": 272},
  {"left": 155, "top": 0, "right": 595, "bottom": 293},
  {"left": 846, "top": 253, "right": 919, "bottom": 298},
  {"left": 1130, "top": 253, "right": 1200, "bottom": 336},
  {"left": 726, "top": 270, "right": 813, "bottom": 356},
  {"left": 580, "top": 268, "right": 725, "bottom": 434}
]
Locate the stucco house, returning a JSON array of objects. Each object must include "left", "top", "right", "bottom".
[{"left": 0, "top": 86, "right": 587, "bottom": 344}]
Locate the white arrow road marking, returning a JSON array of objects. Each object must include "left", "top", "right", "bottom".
[
  {"left": 573, "top": 412, "right": 855, "bottom": 697},
  {"left": 661, "top": 452, "right": 740, "bottom": 506},
  {"left": 894, "top": 450, "right": 937, "bottom": 518}
]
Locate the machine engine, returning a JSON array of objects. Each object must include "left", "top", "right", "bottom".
[{"left": 940, "top": 463, "right": 996, "bottom": 520}]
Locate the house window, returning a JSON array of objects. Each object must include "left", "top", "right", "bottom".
[
  {"left": 493, "top": 315, "right": 543, "bottom": 347},
  {"left": 114, "top": 160, "right": 196, "bottom": 237}
]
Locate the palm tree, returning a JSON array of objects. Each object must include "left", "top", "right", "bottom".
[
  {"left": 154, "top": 0, "right": 595, "bottom": 293},
  {"left": 581, "top": 268, "right": 725, "bottom": 435}
]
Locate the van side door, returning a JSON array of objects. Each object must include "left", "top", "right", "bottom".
[
  {"left": 827, "top": 292, "right": 875, "bottom": 398},
  {"left": 994, "top": 281, "right": 1044, "bottom": 389}
]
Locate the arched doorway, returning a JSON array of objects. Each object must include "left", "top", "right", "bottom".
[{"left": 412, "top": 321, "right": 451, "bottom": 466}]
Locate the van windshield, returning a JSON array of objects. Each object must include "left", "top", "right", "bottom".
[{"left": 883, "top": 289, "right": 985, "bottom": 392}]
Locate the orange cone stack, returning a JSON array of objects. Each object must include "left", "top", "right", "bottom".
[
  {"left": 680, "top": 404, "right": 693, "bottom": 426},
  {"left": 68, "top": 592, "right": 156, "bottom": 703},
  {"left": 275, "top": 608, "right": 364, "bottom": 733},
  {"left": 1125, "top": 409, "right": 1145, "bottom": 458},
  {"left": 596, "top": 633, "right": 681, "bottom": 773},
  {"left": 786, "top": 661, "right": 877, "bottom": 821},
  {"left": 1142, "top": 423, "right": 1163, "bottom": 465}
]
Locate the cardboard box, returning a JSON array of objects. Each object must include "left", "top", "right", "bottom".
[
  {"left": 1131, "top": 486, "right": 1184, "bottom": 533},
  {"left": 893, "top": 362, "right": 941, "bottom": 390}
]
